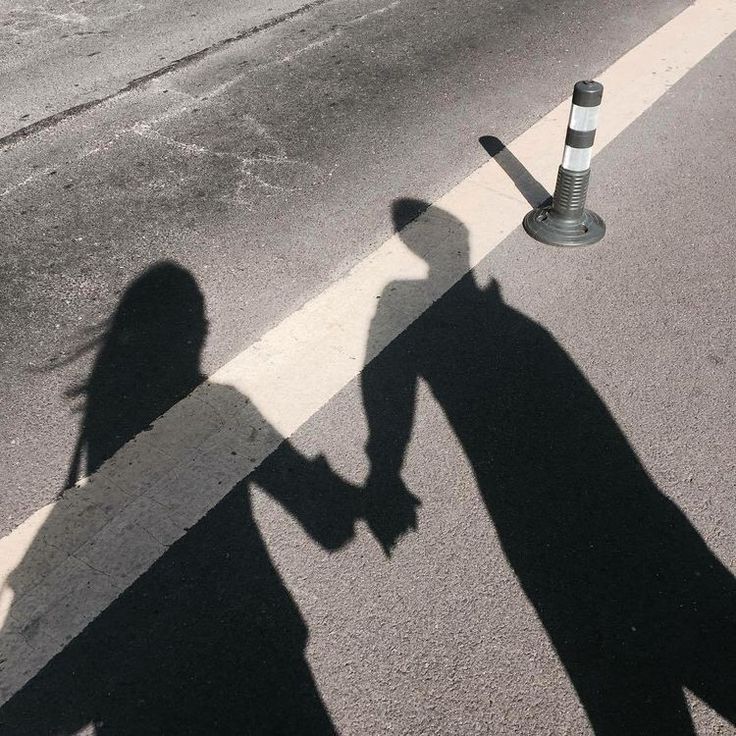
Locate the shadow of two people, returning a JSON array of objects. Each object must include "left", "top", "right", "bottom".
[{"left": 1, "top": 197, "right": 734, "bottom": 735}]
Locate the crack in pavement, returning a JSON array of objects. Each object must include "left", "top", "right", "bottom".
[{"left": 0, "top": 0, "right": 338, "bottom": 151}]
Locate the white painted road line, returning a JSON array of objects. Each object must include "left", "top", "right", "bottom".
[{"left": 1, "top": 0, "right": 735, "bottom": 705}]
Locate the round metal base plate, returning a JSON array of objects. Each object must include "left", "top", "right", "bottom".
[{"left": 523, "top": 207, "right": 606, "bottom": 247}]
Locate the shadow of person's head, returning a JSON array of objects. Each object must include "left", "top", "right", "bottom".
[
  {"left": 391, "top": 198, "right": 470, "bottom": 279},
  {"left": 72, "top": 261, "right": 208, "bottom": 480},
  {"left": 106, "top": 260, "right": 207, "bottom": 367},
  {"left": 391, "top": 198, "right": 505, "bottom": 307}
]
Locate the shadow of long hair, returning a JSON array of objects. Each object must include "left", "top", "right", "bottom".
[{"left": 64, "top": 261, "right": 207, "bottom": 488}]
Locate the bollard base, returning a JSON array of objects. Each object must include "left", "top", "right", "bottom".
[{"left": 523, "top": 206, "right": 605, "bottom": 247}]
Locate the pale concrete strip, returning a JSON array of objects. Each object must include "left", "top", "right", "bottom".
[{"left": 1, "top": 0, "right": 734, "bottom": 704}]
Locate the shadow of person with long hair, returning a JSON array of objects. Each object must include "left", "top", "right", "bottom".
[
  {"left": 0, "top": 261, "right": 363, "bottom": 734},
  {"left": 361, "top": 199, "right": 736, "bottom": 735},
  {"left": 62, "top": 261, "right": 210, "bottom": 488}
]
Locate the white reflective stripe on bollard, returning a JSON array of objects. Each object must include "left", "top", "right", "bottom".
[
  {"left": 562, "top": 145, "right": 594, "bottom": 172},
  {"left": 568, "top": 104, "right": 601, "bottom": 132}
]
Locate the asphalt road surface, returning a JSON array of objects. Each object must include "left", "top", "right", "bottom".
[
  {"left": 1, "top": 0, "right": 692, "bottom": 529},
  {"left": 1, "top": 0, "right": 735, "bottom": 733}
]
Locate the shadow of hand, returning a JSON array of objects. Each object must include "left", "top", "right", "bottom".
[
  {"left": 363, "top": 471, "right": 421, "bottom": 556},
  {"left": 298, "top": 454, "right": 364, "bottom": 552}
]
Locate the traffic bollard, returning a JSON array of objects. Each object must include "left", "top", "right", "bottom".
[{"left": 523, "top": 80, "right": 606, "bottom": 247}]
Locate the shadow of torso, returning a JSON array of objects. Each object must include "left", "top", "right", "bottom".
[
  {"left": 2, "top": 382, "right": 343, "bottom": 735},
  {"left": 366, "top": 273, "right": 736, "bottom": 734}
]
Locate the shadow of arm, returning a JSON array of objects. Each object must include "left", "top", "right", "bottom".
[{"left": 361, "top": 319, "right": 421, "bottom": 556}]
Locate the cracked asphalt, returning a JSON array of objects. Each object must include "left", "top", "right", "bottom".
[
  {"left": 1, "top": 1, "right": 734, "bottom": 733},
  {"left": 1, "top": 0, "right": 690, "bottom": 532}
]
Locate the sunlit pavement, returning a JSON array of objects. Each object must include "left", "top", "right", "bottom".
[{"left": 1, "top": 1, "right": 735, "bottom": 733}]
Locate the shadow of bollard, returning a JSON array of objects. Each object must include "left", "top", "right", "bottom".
[{"left": 479, "top": 135, "right": 552, "bottom": 209}]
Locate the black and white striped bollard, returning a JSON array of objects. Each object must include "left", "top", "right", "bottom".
[{"left": 523, "top": 80, "right": 606, "bottom": 247}]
